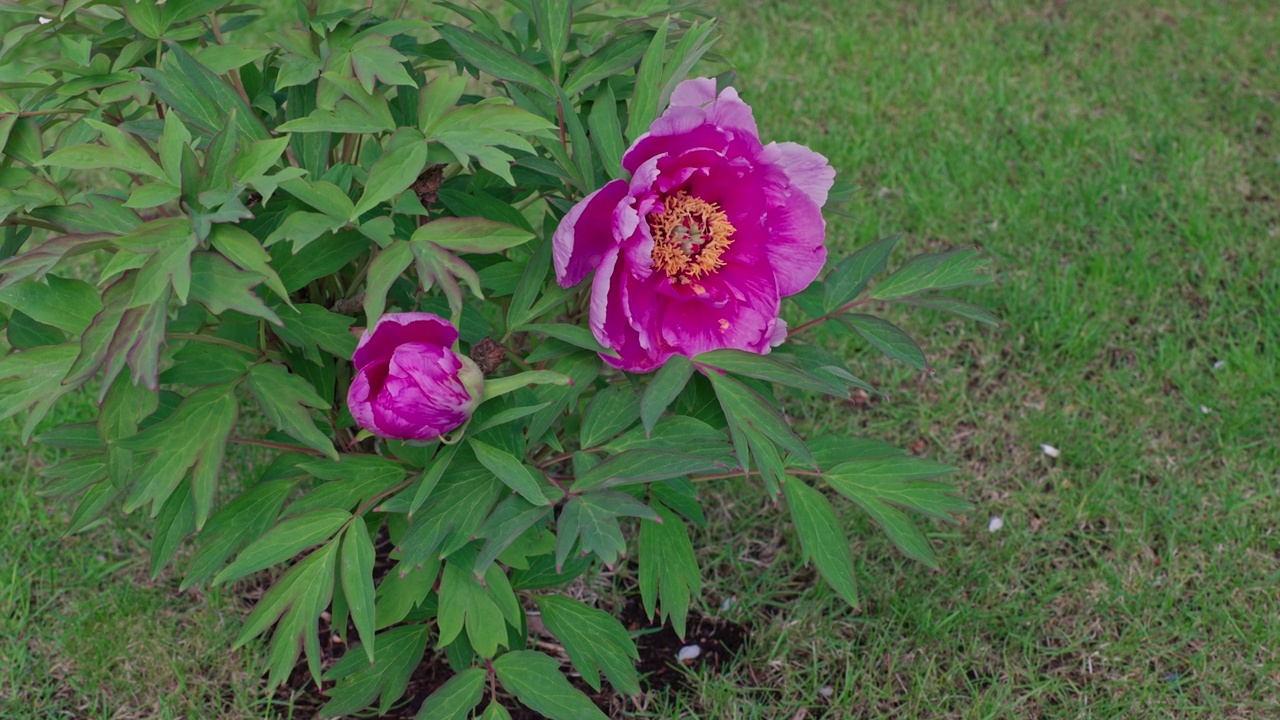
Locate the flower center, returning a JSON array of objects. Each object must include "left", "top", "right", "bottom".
[{"left": 648, "top": 192, "right": 734, "bottom": 283}]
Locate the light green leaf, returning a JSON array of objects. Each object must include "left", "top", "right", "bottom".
[
  {"left": 579, "top": 383, "right": 640, "bottom": 448},
  {"left": 271, "top": 303, "right": 357, "bottom": 364},
  {"left": 0, "top": 275, "right": 100, "bottom": 334},
  {"left": 637, "top": 501, "right": 700, "bottom": 637},
  {"left": 694, "top": 349, "right": 845, "bottom": 395},
  {"left": 436, "top": 25, "right": 557, "bottom": 98},
  {"left": 639, "top": 354, "right": 692, "bottom": 436},
  {"left": 352, "top": 128, "right": 429, "bottom": 219},
  {"left": 894, "top": 294, "right": 999, "bottom": 326},
  {"left": 410, "top": 668, "right": 485, "bottom": 720},
  {"left": 436, "top": 557, "right": 509, "bottom": 658},
  {"left": 823, "top": 233, "right": 900, "bottom": 312},
  {"left": 188, "top": 252, "right": 281, "bottom": 325},
  {"left": 573, "top": 449, "right": 723, "bottom": 491},
  {"left": 483, "top": 370, "right": 570, "bottom": 399},
  {"left": 318, "top": 625, "right": 431, "bottom": 718},
  {"left": 114, "top": 217, "right": 197, "bottom": 308},
  {"left": 363, "top": 240, "right": 412, "bottom": 326},
  {"left": 246, "top": 363, "right": 337, "bottom": 460},
  {"left": 208, "top": 225, "right": 291, "bottom": 305},
  {"left": 412, "top": 217, "right": 534, "bottom": 255},
  {"left": 234, "top": 540, "right": 337, "bottom": 648}
]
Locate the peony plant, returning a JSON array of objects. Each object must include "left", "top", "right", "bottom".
[{"left": 0, "top": 2, "right": 991, "bottom": 717}]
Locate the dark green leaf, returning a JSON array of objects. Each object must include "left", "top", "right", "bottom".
[
  {"left": 626, "top": 17, "right": 668, "bottom": 142},
  {"left": 574, "top": 449, "right": 723, "bottom": 491},
  {"left": 0, "top": 275, "right": 101, "bottom": 334},
  {"left": 469, "top": 438, "right": 551, "bottom": 506},
  {"left": 534, "top": 595, "right": 640, "bottom": 695},
  {"left": 413, "top": 217, "right": 534, "bottom": 255},
  {"left": 893, "top": 294, "right": 999, "bottom": 326},
  {"left": 436, "top": 25, "right": 557, "bottom": 98},
  {"left": 214, "top": 508, "right": 350, "bottom": 585},
  {"left": 138, "top": 43, "right": 269, "bottom": 141},
  {"left": 189, "top": 252, "right": 281, "bottom": 325},
  {"left": 353, "top": 128, "right": 429, "bottom": 219},
  {"left": 410, "top": 668, "right": 485, "bottom": 720},
  {"left": 869, "top": 246, "right": 992, "bottom": 300},
  {"left": 319, "top": 625, "right": 433, "bottom": 718},
  {"left": 844, "top": 313, "right": 928, "bottom": 371},
  {"left": 694, "top": 349, "right": 845, "bottom": 396},
  {"left": 783, "top": 478, "right": 858, "bottom": 607},
  {"left": 492, "top": 651, "right": 609, "bottom": 720},
  {"left": 563, "top": 32, "right": 651, "bottom": 96},
  {"left": 823, "top": 233, "right": 900, "bottom": 312},
  {"left": 341, "top": 518, "right": 378, "bottom": 664},
  {"left": 159, "top": 342, "right": 253, "bottom": 386},
  {"left": 271, "top": 304, "right": 357, "bottom": 364},
  {"left": 531, "top": 0, "right": 572, "bottom": 81},
  {"left": 579, "top": 383, "right": 640, "bottom": 447},
  {"left": 639, "top": 354, "right": 692, "bottom": 436},
  {"left": 637, "top": 501, "right": 700, "bottom": 637}
]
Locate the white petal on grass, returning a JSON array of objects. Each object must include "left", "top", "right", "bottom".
[
  {"left": 38, "top": 16, "right": 52, "bottom": 24},
  {"left": 1213, "top": 360, "right": 1227, "bottom": 371},
  {"left": 1040, "top": 443, "right": 1060, "bottom": 458},
  {"left": 1200, "top": 405, "right": 1211, "bottom": 414},
  {"left": 676, "top": 644, "right": 701, "bottom": 662},
  {"left": 819, "top": 686, "right": 835, "bottom": 698},
  {"left": 988, "top": 516, "right": 1004, "bottom": 533}
]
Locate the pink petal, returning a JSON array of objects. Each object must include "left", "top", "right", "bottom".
[
  {"left": 762, "top": 189, "right": 827, "bottom": 297},
  {"left": 352, "top": 312, "right": 457, "bottom": 370},
  {"left": 670, "top": 77, "right": 718, "bottom": 107},
  {"left": 553, "top": 179, "right": 629, "bottom": 287},
  {"left": 760, "top": 141, "right": 836, "bottom": 207}
]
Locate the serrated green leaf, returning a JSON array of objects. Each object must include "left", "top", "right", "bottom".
[
  {"left": 352, "top": 128, "right": 429, "bottom": 219},
  {"left": 869, "top": 246, "right": 992, "bottom": 300},
  {"left": 637, "top": 501, "right": 700, "bottom": 637},
  {"left": 234, "top": 540, "right": 337, "bottom": 648},
  {"left": 319, "top": 625, "right": 431, "bottom": 718},
  {"left": 844, "top": 313, "right": 929, "bottom": 371},
  {"left": 114, "top": 217, "right": 197, "bottom": 308},
  {"left": 783, "top": 477, "right": 858, "bottom": 606},
  {"left": 215, "top": 508, "right": 350, "bottom": 585},
  {"left": 189, "top": 252, "right": 282, "bottom": 325},
  {"left": 246, "top": 363, "right": 337, "bottom": 460},
  {"left": 208, "top": 224, "right": 291, "bottom": 305},
  {"left": 118, "top": 383, "right": 238, "bottom": 528},
  {"left": 823, "top": 233, "right": 900, "bottom": 312},
  {"left": 182, "top": 476, "right": 296, "bottom": 590},
  {"left": 493, "top": 651, "right": 609, "bottom": 720},
  {"left": 535, "top": 594, "right": 640, "bottom": 695}
]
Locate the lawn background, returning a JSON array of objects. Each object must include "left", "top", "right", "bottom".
[{"left": 2, "top": 0, "right": 1277, "bottom": 718}]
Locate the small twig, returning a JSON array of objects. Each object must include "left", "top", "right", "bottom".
[
  {"left": 229, "top": 437, "right": 325, "bottom": 455},
  {"left": 789, "top": 297, "right": 873, "bottom": 336}
]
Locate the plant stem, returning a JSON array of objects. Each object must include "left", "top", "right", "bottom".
[
  {"left": 168, "top": 332, "right": 263, "bottom": 357},
  {"left": 229, "top": 437, "right": 324, "bottom": 455},
  {"left": 789, "top": 297, "right": 873, "bottom": 336}
]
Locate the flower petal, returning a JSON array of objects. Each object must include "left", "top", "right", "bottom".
[
  {"left": 761, "top": 141, "right": 836, "bottom": 207},
  {"left": 352, "top": 312, "right": 457, "bottom": 370},
  {"left": 553, "top": 179, "right": 629, "bottom": 287},
  {"left": 762, "top": 188, "right": 827, "bottom": 297}
]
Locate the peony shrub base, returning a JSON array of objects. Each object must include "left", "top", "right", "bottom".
[{"left": 0, "top": 2, "right": 990, "bottom": 718}]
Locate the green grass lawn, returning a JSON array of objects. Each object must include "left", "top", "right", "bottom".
[{"left": 4, "top": 0, "right": 1278, "bottom": 718}]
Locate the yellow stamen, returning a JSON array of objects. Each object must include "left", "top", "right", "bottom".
[{"left": 648, "top": 192, "right": 734, "bottom": 283}]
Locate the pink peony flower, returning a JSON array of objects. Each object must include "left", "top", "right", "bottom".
[
  {"left": 347, "top": 313, "right": 484, "bottom": 441},
  {"left": 553, "top": 77, "right": 834, "bottom": 372}
]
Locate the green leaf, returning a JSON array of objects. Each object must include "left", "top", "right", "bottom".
[
  {"left": 519, "top": 323, "right": 613, "bottom": 357},
  {"left": 272, "top": 229, "right": 369, "bottom": 292},
  {"left": 637, "top": 501, "right": 700, "bottom": 637},
  {"left": 483, "top": 370, "right": 571, "bottom": 399},
  {"left": 98, "top": 373, "right": 157, "bottom": 491},
  {"left": 823, "top": 233, "right": 900, "bottom": 312},
  {"left": 363, "top": 241, "right": 412, "bottom": 326},
  {"left": 246, "top": 363, "right": 337, "bottom": 460},
  {"left": 114, "top": 217, "right": 197, "bottom": 307},
  {"left": 232, "top": 539, "right": 335, "bottom": 647},
  {"left": 408, "top": 443, "right": 458, "bottom": 518},
  {"left": 341, "top": 517, "right": 378, "bottom": 664},
  {"left": 417, "top": 74, "right": 468, "bottom": 134},
  {"left": 579, "top": 384, "right": 640, "bottom": 447},
  {"left": 280, "top": 177, "right": 355, "bottom": 221},
  {"left": 531, "top": 0, "right": 572, "bottom": 81},
  {"left": 214, "top": 508, "right": 351, "bottom": 585},
  {"left": 410, "top": 668, "right": 485, "bottom": 720},
  {"left": 264, "top": 211, "right": 343, "bottom": 252},
  {"left": 182, "top": 476, "right": 296, "bottom": 590},
  {"left": 558, "top": 490, "right": 657, "bottom": 568},
  {"left": 869, "top": 246, "right": 992, "bottom": 300},
  {"left": 564, "top": 32, "right": 651, "bottom": 96},
  {"left": 573, "top": 449, "right": 723, "bottom": 491},
  {"left": 138, "top": 43, "right": 269, "bottom": 142},
  {"left": 272, "top": 304, "right": 357, "bottom": 364},
  {"left": 469, "top": 438, "right": 550, "bottom": 506},
  {"left": 208, "top": 225, "right": 291, "bottom": 305},
  {"left": 436, "top": 25, "right": 557, "bottom": 98},
  {"left": 492, "top": 651, "right": 609, "bottom": 720},
  {"left": 149, "top": 481, "right": 195, "bottom": 577},
  {"left": 534, "top": 595, "right": 640, "bottom": 695},
  {"left": 6, "top": 310, "right": 65, "bottom": 350},
  {"left": 588, "top": 82, "right": 625, "bottom": 179},
  {"left": 352, "top": 128, "right": 429, "bottom": 219},
  {"left": 290, "top": 456, "right": 407, "bottom": 516},
  {"left": 657, "top": 19, "right": 718, "bottom": 112},
  {"left": 350, "top": 35, "right": 416, "bottom": 95},
  {"left": 118, "top": 383, "right": 238, "bottom": 528},
  {"left": 848, "top": 495, "right": 938, "bottom": 569},
  {"left": 694, "top": 349, "right": 845, "bottom": 396},
  {"left": 373, "top": 560, "right": 439, "bottom": 631},
  {"left": 639, "top": 354, "right": 692, "bottom": 436},
  {"left": 844, "top": 313, "right": 928, "bottom": 371},
  {"left": 412, "top": 217, "right": 534, "bottom": 255},
  {"left": 276, "top": 98, "right": 394, "bottom": 134},
  {"left": 159, "top": 342, "right": 253, "bottom": 386},
  {"left": 124, "top": 182, "right": 181, "bottom": 209},
  {"left": 0, "top": 275, "right": 100, "bottom": 334},
  {"left": 437, "top": 557, "right": 509, "bottom": 658},
  {"left": 626, "top": 17, "right": 668, "bottom": 142},
  {"left": 894, "top": 294, "right": 999, "bottom": 326},
  {"left": 188, "top": 252, "right": 282, "bottom": 325},
  {"left": 479, "top": 702, "right": 513, "bottom": 720},
  {"left": 319, "top": 625, "right": 432, "bottom": 718},
  {"left": 782, "top": 478, "right": 858, "bottom": 607},
  {"left": 706, "top": 371, "right": 814, "bottom": 467},
  {"left": 474, "top": 497, "right": 552, "bottom": 575}
]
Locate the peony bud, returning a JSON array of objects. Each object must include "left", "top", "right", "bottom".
[{"left": 347, "top": 313, "right": 484, "bottom": 441}]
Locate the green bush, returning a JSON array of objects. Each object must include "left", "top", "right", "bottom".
[{"left": 0, "top": 2, "right": 988, "bottom": 716}]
